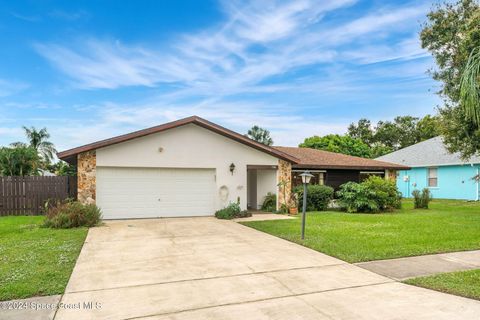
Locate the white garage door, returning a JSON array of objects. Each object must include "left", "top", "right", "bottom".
[{"left": 96, "top": 167, "right": 216, "bottom": 219}]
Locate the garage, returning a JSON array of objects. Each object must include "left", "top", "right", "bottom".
[{"left": 97, "top": 167, "right": 216, "bottom": 219}]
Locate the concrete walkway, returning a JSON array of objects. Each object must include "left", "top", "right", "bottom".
[
  {"left": 356, "top": 250, "right": 480, "bottom": 280},
  {"left": 48, "top": 217, "right": 480, "bottom": 319}
]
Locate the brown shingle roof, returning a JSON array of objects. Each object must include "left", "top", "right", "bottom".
[
  {"left": 274, "top": 146, "right": 409, "bottom": 170},
  {"left": 57, "top": 116, "right": 298, "bottom": 163}
]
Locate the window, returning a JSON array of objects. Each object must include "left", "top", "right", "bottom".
[
  {"left": 428, "top": 168, "right": 438, "bottom": 187},
  {"left": 292, "top": 171, "right": 325, "bottom": 188}
]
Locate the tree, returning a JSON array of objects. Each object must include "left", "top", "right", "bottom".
[
  {"left": 0, "top": 146, "right": 39, "bottom": 176},
  {"left": 417, "top": 115, "right": 441, "bottom": 141},
  {"left": 246, "top": 125, "right": 273, "bottom": 146},
  {"left": 12, "top": 126, "right": 57, "bottom": 166},
  {"left": 50, "top": 160, "right": 77, "bottom": 176},
  {"left": 346, "top": 115, "right": 440, "bottom": 157},
  {"left": 299, "top": 134, "right": 372, "bottom": 158},
  {"left": 375, "top": 116, "right": 420, "bottom": 150},
  {"left": 421, "top": 0, "right": 480, "bottom": 159},
  {"left": 347, "top": 119, "right": 375, "bottom": 146}
]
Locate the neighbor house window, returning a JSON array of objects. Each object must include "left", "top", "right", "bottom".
[{"left": 428, "top": 168, "right": 438, "bottom": 187}]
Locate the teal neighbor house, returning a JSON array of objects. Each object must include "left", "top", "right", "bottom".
[{"left": 376, "top": 137, "right": 480, "bottom": 200}]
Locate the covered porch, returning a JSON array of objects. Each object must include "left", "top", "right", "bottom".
[{"left": 246, "top": 165, "right": 278, "bottom": 210}]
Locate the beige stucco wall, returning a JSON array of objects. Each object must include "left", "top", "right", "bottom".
[{"left": 96, "top": 124, "right": 280, "bottom": 210}]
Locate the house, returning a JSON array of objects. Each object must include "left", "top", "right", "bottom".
[
  {"left": 58, "top": 116, "right": 407, "bottom": 219},
  {"left": 376, "top": 136, "right": 480, "bottom": 200}
]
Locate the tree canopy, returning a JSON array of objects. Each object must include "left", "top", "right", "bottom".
[
  {"left": 246, "top": 125, "right": 274, "bottom": 146},
  {"left": 301, "top": 115, "right": 439, "bottom": 158},
  {"left": 421, "top": 0, "right": 480, "bottom": 159},
  {"left": 0, "top": 126, "right": 58, "bottom": 176},
  {"left": 0, "top": 146, "right": 39, "bottom": 176},
  {"left": 12, "top": 126, "right": 57, "bottom": 165},
  {"left": 300, "top": 134, "right": 372, "bottom": 158}
]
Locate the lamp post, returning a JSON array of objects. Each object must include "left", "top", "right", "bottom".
[{"left": 299, "top": 170, "right": 314, "bottom": 240}]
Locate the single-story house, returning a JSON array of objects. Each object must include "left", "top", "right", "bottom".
[
  {"left": 58, "top": 116, "right": 407, "bottom": 219},
  {"left": 376, "top": 136, "right": 480, "bottom": 200}
]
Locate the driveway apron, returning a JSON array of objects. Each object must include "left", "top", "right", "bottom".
[{"left": 55, "top": 218, "right": 480, "bottom": 320}]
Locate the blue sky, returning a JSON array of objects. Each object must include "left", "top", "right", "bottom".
[{"left": 0, "top": 0, "right": 440, "bottom": 151}]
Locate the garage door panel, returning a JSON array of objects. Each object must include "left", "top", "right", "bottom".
[{"left": 97, "top": 167, "right": 215, "bottom": 219}]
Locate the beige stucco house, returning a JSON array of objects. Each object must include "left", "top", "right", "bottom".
[{"left": 58, "top": 116, "right": 407, "bottom": 219}]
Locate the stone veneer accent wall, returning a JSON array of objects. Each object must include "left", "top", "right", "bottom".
[
  {"left": 277, "top": 159, "right": 292, "bottom": 210},
  {"left": 385, "top": 169, "right": 397, "bottom": 182},
  {"left": 78, "top": 151, "right": 96, "bottom": 204}
]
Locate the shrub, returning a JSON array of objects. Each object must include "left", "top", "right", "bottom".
[
  {"left": 293, "top": 185, "right": 334, "bottom": 211},
  {"left": 261, "top": 192, "right": 276, "bottom": 212},
  {"left": 44, "top": 200, "right": 102, "bottom": 228},
  {"left": 214, "top": 202, "right": 251, "bottom": 219},
  {"left": 235, "top": 210, "right": 252, "bottom": 218},
  {"left": 336, "top": 176, "right": 401, "bottom": 213},
  {"left": 412, "top": 188, "right": 432, "bottom": 209}
]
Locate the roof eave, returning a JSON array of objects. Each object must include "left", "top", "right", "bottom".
[{"left": 292, "top": 164, "right": 410, "bottom": 170}]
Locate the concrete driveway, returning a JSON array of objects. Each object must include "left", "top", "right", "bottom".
[{"left": 55, "top": 218, "right": 480, "bottom": 320}]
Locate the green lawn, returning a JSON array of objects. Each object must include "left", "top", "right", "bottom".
[
  {"left": 0, "top": 216, "right": 87, "bottom": 301},
  {"left": 242, "top": 199, "right": 480, "bottom": 263},
  {"left": 405, "top": 269, "right": 480, "bottom": 300}
]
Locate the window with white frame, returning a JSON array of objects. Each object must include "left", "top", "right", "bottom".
[{"left": 428, "top": 168, "right": 438, "bottom": 187}]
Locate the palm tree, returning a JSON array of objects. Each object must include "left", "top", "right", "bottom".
[
  {"left": 12, "top": 127, "right": 57, "bottom": 164},
  {"left": 460, "top": 47, "right": 480, "bottom": 126},
  {"left": 246, "top": 125, "right": 274, "bottom": 146}
]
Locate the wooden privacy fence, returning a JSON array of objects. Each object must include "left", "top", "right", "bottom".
[{"left": 0, "top": 176, "right": 77, "bottom": 216}]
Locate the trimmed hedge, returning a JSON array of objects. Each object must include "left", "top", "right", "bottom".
[{"left": 293, "top": 184, "right": 334, "bottom": 211}]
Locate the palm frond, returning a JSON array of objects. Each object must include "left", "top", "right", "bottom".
[{"left": 460, "top": 47, "right": 480, "bottom": 126}]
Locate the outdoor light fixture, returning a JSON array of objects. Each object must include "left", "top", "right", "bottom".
[
  {"left": 229, "top": 163, "right": 235, "bottom": 175},
  {"left": 300, "top": 171, "right": 314, "bottom": 184},
  {"left": 300, "top": 170, "right": 314, "bottom": 240}
]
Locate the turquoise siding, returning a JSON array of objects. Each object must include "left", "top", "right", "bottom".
[{"left": 397, "top": 165, "right": 479, "bottom": 200}]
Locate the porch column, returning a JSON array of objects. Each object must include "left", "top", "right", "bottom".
[
  {"left": 385, "top": 169, "right": 397, "bottom": 182},
  {"left": 277, "top": 160, "right": 292, "bottom": 210}
]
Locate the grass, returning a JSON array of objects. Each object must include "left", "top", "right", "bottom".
[
  {"left": 0, "top": 216, "right": 88, "bottom": 301},
  {"left": 241, "top": 199, "right": 480, "bottom": 263},
  {"left": 404, "top": 269, "right": 480, "bottom": 300}
]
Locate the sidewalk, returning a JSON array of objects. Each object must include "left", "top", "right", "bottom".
[{"left": 355, "top": 250, "right": 480, "bottom": 280}]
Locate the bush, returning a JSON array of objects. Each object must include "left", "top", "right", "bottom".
[
  {"left": 261, "top": 192, "right": 276, "bottom": 212},
  {"left": 412, "top": 188, "right": 432, "bottom": 209},
  {"left": 337, "top": 176, "right": 401, "bottom": 213},
  {"left": 44, "top": 200, "right": 102, "bottom": 228},
  {"left": 214, "top": 202, "right": 251, "bottom": 219},
  {"left": 293, "top": 185, "right": 334, "bottom": 211}
]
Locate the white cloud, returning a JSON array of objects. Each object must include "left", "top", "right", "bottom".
[
  {"left": 27, "top": 0, "right": 436, "bottom": 150},
  {"left": 34, "top": 0, "right": 429, "bottom": 99}
]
